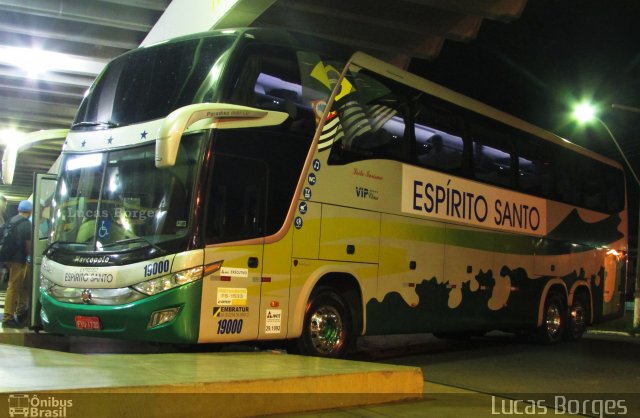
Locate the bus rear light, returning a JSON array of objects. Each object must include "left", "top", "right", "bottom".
[
  {"left": 148, "top": 307, "right": 180, "bottom": 329},
  {"left": 606, "top": 249, "right": 622, "bottom": 259}
]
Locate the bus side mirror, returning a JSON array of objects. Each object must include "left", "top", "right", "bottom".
[
  {"left": 155, "top": 103, "right": 288, "bottom": 168},
  {"left": 1, "top": 146, "right": 17, "bottom": 185},
  {"left": 2, "top": 128, "right": 68, "bottom": 185}
]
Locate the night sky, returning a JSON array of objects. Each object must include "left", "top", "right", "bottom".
[
  {"left": 408, "top": 0, "right": 640, "bottom": 266},
  {"left": 409, "top": 0, "right": 640, "bottom": 162}
]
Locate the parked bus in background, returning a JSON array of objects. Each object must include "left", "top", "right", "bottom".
[{"left": 37, "top": 28, "right": 626, "bottom": 357}]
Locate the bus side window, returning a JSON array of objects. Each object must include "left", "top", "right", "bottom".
[
  {"left": 328, "top": 68, "right": 410, "bottom": 164},
  {"left": 413, "top": 100, "right": 464, "bottom": 174},
  {"left": 470, "top": 121, "right": 515, "bottom": 189},
  {"left": 206, "top": 155, "right": 267, "bottom": 244},
  {"left": 604, "top": 166, "right": 625, "bottom": 213},
  {"left": 229, "top": 46, "right": 315, "bottom": 135},
  {"left": 515, "top": 135, "right": 554, "bottom": 198},
  {"left": 555, "top": 149, "right": 583, "bottom": 206},
  {"left": 581, "top": 157, "right": 605, "bottom": 212}
]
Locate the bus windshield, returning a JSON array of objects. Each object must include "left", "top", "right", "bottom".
[
  {"left": 51, "top": 134, "right": 204, "bottom": 251},
  {"left": 72, "top": 33, "right": 235, "bottom": 130}
]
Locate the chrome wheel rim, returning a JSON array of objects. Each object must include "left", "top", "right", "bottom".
[
  {"left": 545, "top": 304, "right": 562, "bottom": 338},
  {"left": 309, "top": 305, "right": 343, "bottom": 355},
  {"left": 570, "top": 302, "right": 586, "bottom": 332}
]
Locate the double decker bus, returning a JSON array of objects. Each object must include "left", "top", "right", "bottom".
[{"left": 38, "top": 28, "right": 627, "bottom": 357}]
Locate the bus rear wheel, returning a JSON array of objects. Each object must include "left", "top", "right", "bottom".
[
  {"left": 297, "top": 291, "right": 352, "bottom": 358},
  {"left": 565, "top": 293, "right": 590, "bottom": 340},
  {"left": 536, "top": 292, "right": 566, "bottom": 344}
]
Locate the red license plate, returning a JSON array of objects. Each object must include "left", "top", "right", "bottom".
[{"left": 75, "top": 315, "right": 101, "bottom": 330}]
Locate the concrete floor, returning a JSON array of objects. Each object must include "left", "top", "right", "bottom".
[{"left": 0, "top": 325, "right": 423, "bottom": 417}]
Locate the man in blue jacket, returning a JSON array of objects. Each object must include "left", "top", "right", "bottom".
[{"left": 1, "top": 200, "right": 33, "bottom": 329}]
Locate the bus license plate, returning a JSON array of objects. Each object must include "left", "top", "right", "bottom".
[{"left": 75, "top": 316, "right": 101, "bottom": 330}]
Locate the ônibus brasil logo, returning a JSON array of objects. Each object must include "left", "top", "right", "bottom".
[{"left": 8, "top": 394, "right": 73, "bottom": 417}]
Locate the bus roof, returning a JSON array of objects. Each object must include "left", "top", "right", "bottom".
[
  {"left": 100, "top": 28, "right": 622, "bottom": 172},
  {"left": 140, "top": 27, "right": 351, "bottom": 61}
]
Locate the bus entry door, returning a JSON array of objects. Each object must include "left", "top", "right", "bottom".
[
  {"left": 200, "top": 243, "right": 264, "bottom": 343},
  {"left": 199, "top": 154, "right": 268, "bottom": 343},
  {"left": 31, "top": 173, "right": 58, "bottom": 329}
]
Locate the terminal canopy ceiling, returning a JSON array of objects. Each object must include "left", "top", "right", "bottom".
[{"left": 0, "top": 0, "right": 527, "bottom": 200}]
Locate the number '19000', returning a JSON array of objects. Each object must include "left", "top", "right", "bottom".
[
  {"left": 143, "top": 260, "right": 170, "bottom": 277},
  {"left": 217, "top": 319, "right": 243, "bottom": 334}
]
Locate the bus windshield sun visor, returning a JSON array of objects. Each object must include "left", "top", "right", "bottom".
[
  {"left": 71, "top": 121, "right": 120, "bottom": 129},
  {"left": 155, "top": 103, "right": 288, "bottom": 168}
]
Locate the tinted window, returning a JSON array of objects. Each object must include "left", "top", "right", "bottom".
[
  {"left": 601, "top": 163, "right": 625, "bottom": 213},
  {"left": 328, "top": 68, "right": 411, "bottom": 164},
  {"left": 470, "top": 122, "right": 514, "bottom": 188},
  {"left": 73, "top": 35, "right": 235, "bottom": 129},
  {"left": 414, "top": 100, "right": 465, "bottom": 173},
  {"left": 554, "top": 148, "right": 583, "bottom": 206},
  {"left": 515, "top": 135, "right": 554, "bottom": 198},
  {"left": 553, "top": 147, "right": 624, "bottom": 213},
  {"left": 205, "top": 127, "right": 312, "bottom": 243},
  {"left": 206, "top": 155, "right": 267, "bottom": 243},
  {"left": 229, "top": 46, "right": 316, "bottom": 136}
]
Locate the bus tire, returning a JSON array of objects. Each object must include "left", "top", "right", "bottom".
[
  {"left": 297, "top": 290, "right": 352, "bottom": 358},
  {"left": 536, "top": 291, "right": 566, "bottom": 344},
  {"left": 565, "top": 292, "right": 590, "bottom": 341}
]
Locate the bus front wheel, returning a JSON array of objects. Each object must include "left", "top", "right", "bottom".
[
  {"left": 297, "top": 290, "right": 352, "bottom": 358},
  {"left": 536, "top": 292, "right": 566, "bottom": 344}
]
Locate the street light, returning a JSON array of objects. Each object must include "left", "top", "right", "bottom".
[{"left": 572, "top": 101, "right": 640, "bottom": 329}]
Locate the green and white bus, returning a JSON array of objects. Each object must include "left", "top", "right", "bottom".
[{"left": 38, "top": 28, "right": 627, "bottom": 357}]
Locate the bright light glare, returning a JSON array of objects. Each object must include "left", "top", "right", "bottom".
[
  {"left": 108, "top": 173, "right": 119, "bottom": 193},
  {"left": 66, "top": 154, "right": 102, "bottom": 171},
  {"left": 573, "top": 102, "right": 597, "bottom": 123},
  {"left": 0, "top": 128, "right": 25, "bottom": 146},
  {"left": 606, "top": 249, "right": 621, "bottom": 258},
  {"left": 2, "top": 47, "right": 56, "bottom": 78},
  {"left": 0, "top": 46, "right": 105, "bottom": 78}
]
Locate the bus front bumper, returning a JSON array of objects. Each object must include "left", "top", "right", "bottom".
[{"left": 40, "top": 281, "right": 202, "bottom": 344}]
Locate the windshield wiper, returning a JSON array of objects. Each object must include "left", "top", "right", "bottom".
[
  {"left": 100, "top": 237, "right": 165, "bottom": 255},
  {"left": 44, "top": 241, "right": 92, "bottom": 254},
  {"left": 71, "top": 120, "right": 120, "bottom": 129}
]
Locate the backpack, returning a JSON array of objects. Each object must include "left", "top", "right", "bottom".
[{"left": 0, "top": 217, "right": 28, "bottom": 261}]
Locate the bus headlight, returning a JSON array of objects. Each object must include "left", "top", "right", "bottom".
[
  {"left": 40, "top": 275, "right": 54, "bottom": 293},
  {"left": 132, "top": 266, "right": 204, "bottom": 296}
]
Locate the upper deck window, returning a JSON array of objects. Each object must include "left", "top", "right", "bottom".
[
  {"left": 414, "top": 101, "right": 465, "bottom": 174},
  {"left": 327, "top": 68, "right": 412, "bottom": 164},
  {"left": 470, "top": 121, "right": 515, "bottom": 189},
  {"left": 73, "top": 34, "right": 235, "bottom": 130},
  {"left": 227, "top": 45, "right": 335, "bottom": 136}
]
